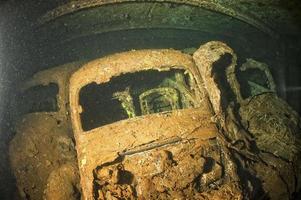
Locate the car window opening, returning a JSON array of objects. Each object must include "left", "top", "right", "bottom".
[
  {"left": 238, "top": 68, "right": 271, "bottom": 99},
  {"left": 19, "top": 83, "right": 59, "bottom": 114},
  {"left": 79, "top": 69, "right": 196, "bottom": 131}
]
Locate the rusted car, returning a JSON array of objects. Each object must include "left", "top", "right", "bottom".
[
  {"left": 69, "top": 43, "right": 301, "bottom": 199},
  {"left": 69, "top": 48, "right": 242, "bottom": 200},
  {"left": 9, "top": 41, "right": 301, "bottom": 200},
  {"left": 194, "top": 41, "right": 301, "bottom": 200},
  {"left": 9, "top": 62, "right": 82, "bottom": 200}
]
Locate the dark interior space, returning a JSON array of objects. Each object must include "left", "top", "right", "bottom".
[
  {"left": 1, "top": 0, "right": 301, "bottom": 199},
  {"left": 20, "top": 83, "right": 59, "bottom": 114},
  {"left": 79, "top": 69, "right": 193, "bottom": 131},
  {"left": 238, "top": 68, "right": 271, "bottom": 99}
]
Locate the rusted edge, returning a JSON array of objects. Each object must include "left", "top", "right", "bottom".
[
  {"left": 20, "top": 61, "right": 84, "bottom": 118},
  {"left": 69, "top": 49, "right": 203, "bottom": 134},
  {"left": 37, "top": 0, "right": 278, "bottom": 38}
]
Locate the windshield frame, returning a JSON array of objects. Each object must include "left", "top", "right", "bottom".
[{"left": 69, "top": 49, "right": 204, "bottom": 134}]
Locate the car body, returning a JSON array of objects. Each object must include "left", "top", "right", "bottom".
[
  {"left": 69, "top": 49, "right": 242, "bottom": 199},
  {"left": 9, "top": 62, "right": 82, "bottom": 200},
  {"left": 9, "top": 42, "right": 301, "bottom": 200},
  {"left": 194, "top": 41, "right": 301, "bottom": 200}
]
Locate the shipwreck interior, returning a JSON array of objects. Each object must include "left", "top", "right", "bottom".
[{"left": 0, "top": 0, "right": 301, "bottom": 199}]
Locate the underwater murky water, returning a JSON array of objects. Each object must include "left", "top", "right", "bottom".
[{"left": 1, "top": 1, "right": 301, "bottom": 199}]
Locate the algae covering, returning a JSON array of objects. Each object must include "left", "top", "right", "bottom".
[{"left": 8, "top": 42, "right": 301, "bottom": 200}]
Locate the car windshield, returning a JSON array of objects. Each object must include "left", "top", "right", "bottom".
[{"left": 79, "top": 69, "right": 196, "bottom": 131}]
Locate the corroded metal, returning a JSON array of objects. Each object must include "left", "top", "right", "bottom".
[
  {"left": 9, "top": 42, "right": 301, "bottom": 200},
  {"left": 9, "top": 62, "right": 83, "bottom": 200},
  {"left": 38, "top": 0, "right": 277, "bottom": 37},
  {"left": 69, "top": 49, "right": 241, "bottom": 199},
  {"left": 193, "top": 41, "right": 301, "bottom": 200}
]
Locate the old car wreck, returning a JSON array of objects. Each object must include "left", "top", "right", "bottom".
[
  {"left": 8, "top": 41, "right": 301, "bottom": 200},
  {"left": 1, "top": 0, "right": 300, "bottom": 199}
]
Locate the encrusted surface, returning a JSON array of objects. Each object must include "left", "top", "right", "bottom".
[
  {"left": 69, "top": 49, "right": 243, "bottom": 199},
  {"left": 9, "top": 63, "right": 82, "bottom": 200},
  {"left": 38, "top": 0, "right": 276, "bottom": 37},
  {"left": 193, "top": 41, "right": 301, "bottom": 200},
  {"left": 9, "top": 43, "right": 301, "bottom": 200}
]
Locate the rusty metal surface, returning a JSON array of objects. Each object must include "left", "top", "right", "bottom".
[
  {"left": 20, "top": 62, "right": 84, "bottom": 119},
  {"left": 8, "top": 62, "right": 83, "bottom": 200},
  {"left": 7, "top": 42, "right": 301, "bottom": 199},
  {"left": 38, "top": 0, "right": 277, "bottom": 37},
  {"left": 69, "top": 49, "right": 243, "bottom": 199},
  {"left": 33, "top": 1, "right": 284, "bottom": 95},
  {"left": 193, "top": 41, "right": 301, "bottom": 200}
]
